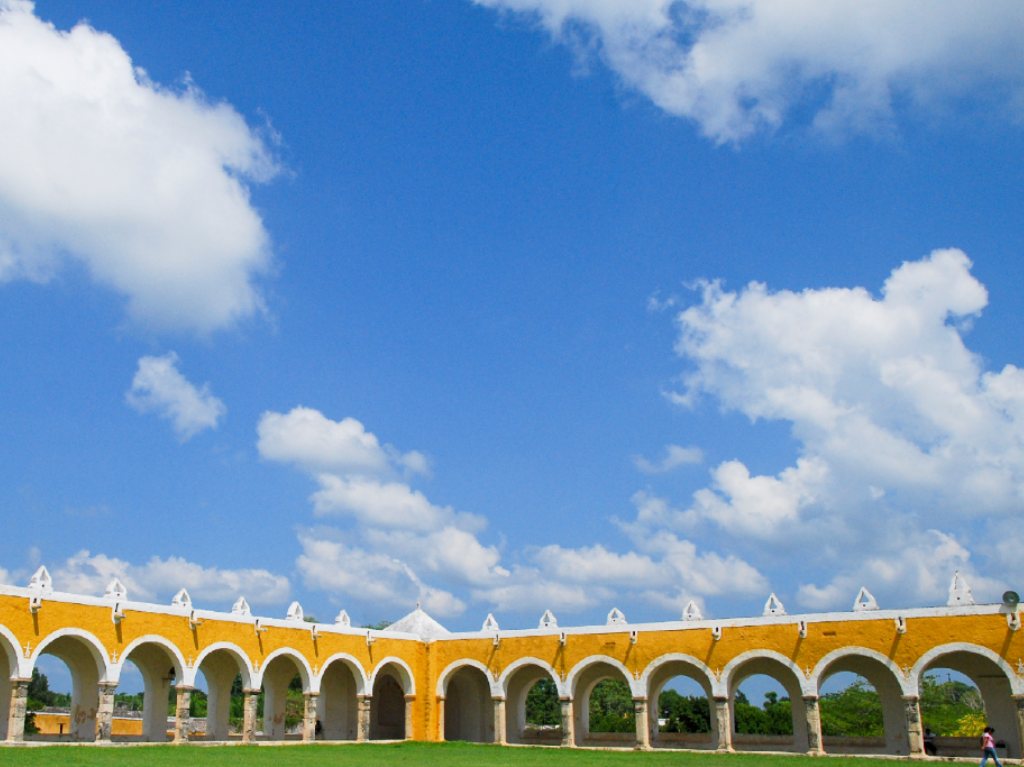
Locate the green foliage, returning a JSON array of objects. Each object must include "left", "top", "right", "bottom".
[
  {"left": 588, "top": 679, "right": 635, "bottom": 733},
  {"left": 919, "top": 673, "right": 984, "bottom": 736},
  {"left": 657, "top": 689, "right": 710, "bottom": 733},
  {"left": 524, "top": 679, "right": 560, "bottom": 726},
  {"left": 733, "top": 690, "right": 792, "bottom": 735},
  {"left": 819, "top": 680, "right": 883, "bottom": 737},
  {"left": 362, "top": 621, "right": 392, "bottom": 631}
]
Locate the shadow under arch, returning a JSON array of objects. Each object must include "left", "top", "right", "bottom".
[
  {"left": 499, "top": 657, "right": 563, "bottom": 746},
  {"left": 191, "top": 641, "right": 255, "bottom": 742},
  {"left": 641, "top": 653, "right": 718, "bottom": 750},
  {"left": 29, "top": 628, "right": 110, "bottom": 742},
  {"left": 0, "top": 625, "right": 19, "bottom": 741},
  {"left": 566, "top": 654, "right": 637, "bottom": 748},
  {"left": 370, "top": 658, "right": 415, "bottom": 740},
  {"left": 438, "top": 659, "right": 495, "bottom": 743},
  {"left": 722, "top": 649, "right": 810, "bottom": 754},
  {"left": 911, "top": 643, "right": 1021, "bottom": 759},
  {"left": 110, "top": 634, "right": 189, "bottom": 743},
  {"left": 317, "top": 653, "right": 367, "bottom": 742},
  {"left": 811, "top": 646, "right": 910, "bottom": 756},
  {"left": 257, "top": 647, "right": 314, "bottom": 741}
]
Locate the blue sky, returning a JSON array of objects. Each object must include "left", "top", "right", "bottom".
[{"left": 2, "top": 0, "right": 1024, "bottom": 631}]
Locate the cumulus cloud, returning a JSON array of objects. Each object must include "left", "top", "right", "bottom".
[
  {"left": 126, "top": 352, "right": 225, "bottom": 440},
  {"left": 52, "top": 550, "right": 290, "bottom": 607},
  {"left": 474, "top": 0, "right": 1024, "bottom": 142},
  {"left": 634, "top": 443, "right": 703, "bottom": 474},
  {"left": 668, "top": 249, "right": 1024, "bottom": 608},
  {"left": 0, "top": 1, "right": 277, "bottom": 331}
]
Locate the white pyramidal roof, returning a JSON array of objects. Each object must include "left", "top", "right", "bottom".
[{"left": 387, "top": 605, "right": 450, "bottom": 639}]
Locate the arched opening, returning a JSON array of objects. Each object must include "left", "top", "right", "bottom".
[
  {"left": 816, "top": 654, "right": 907, "bottom": 756},
  {"left": 194, "top": 648, "right": 250, "bottom": 742},
  {"left": 646, "top": 659, "right": 715, "bottom": 750},
  {"left": 28, "top": 633, "right": 107, "bottom": 742},
  {"left": 503, "top": 662, "right": 561, "bottom": 745},
  {"left": 259, "top": 653, "right": 309, "bottom": 741},
  {"left": 0, "top": 632, "right": 16, "bottom": 740},
  {"left": 112, "top": 641, "right": 183, "bottom": 742},
  {"left": 571, "top": 660, "right": 634, "bottom": 748},
  {"left": 370, "top": 664, "right": 409, "bottom": 740},
  {"left": 919, "top": 652, "right": 1017, "bottom": 760},
  {"left": 443, "top": 665, "right": 492, "bottom": 743},
  {"left": 728, "top": 658, "right": 806, "bottom": 753},
  {"left": 318, "top": 658, "right": 361, "bottom": 741}
]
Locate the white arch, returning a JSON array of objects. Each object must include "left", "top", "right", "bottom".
[
  {"left": 188, "top": 641, "right": 255, "bottom": 689},
  {"left": 370, "top": 656, "right": 416, "bottom": 696},
  {"left": 254, "top": 646, "right": 314, "bottom": 692},
  {"left": 108, "top": 634, "right": 187, "bottom": 686},
  {"left": 565, "top": 654, "right": 642, "bottom": 698},
  {"left": 436, "top": 658, "right": 499, "bottom": 698},
  {"left": 29, "top": 627, "right": 111, "bottom": 682},
  {"left": 638, "top": 652, "right": 717, "bottom": 697},
  {"left": 810, "top": 646, "right": 913, "bottom": 696},
  {"left": 498, "top": 656, "right": 565, "bottom": 698},
  {"left": 719, "top": 648, "right": 813, "bottom": 698},
  {"left": 910, "top": 642, "right": 1024, "bottom": 696},
  {"left": 317, "top": 652, "right": 369, "bottom": 695},
  {"left": 0, "top": 624, "right": 21, "bottom": 678}
]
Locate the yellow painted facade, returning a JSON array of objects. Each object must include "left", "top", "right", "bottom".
[{"left": 2, "top": 579, "right": 1024, "bottom": 759}]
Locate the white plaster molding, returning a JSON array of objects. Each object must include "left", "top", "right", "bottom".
[
  {"left": 637, "top": 652, "right": 716, "bottom": 697},
  {"left": 27, "top": 566, "right": 53, "bottom": 595},
  {"left": 335, "top": 609, "right": 351, "bottom": 627},
  {"left": 435, "top": 658, "right": 500, "bottom": 698},
  {"left": 853, "top": 586, "right": 879, "bottom": 612},
  {"left": 108, "top": 634, "right": 188, "bottom": 686},
  {"left": 285, "top": 601, "right": 304, "bottom": 622},
  {"left": 763, "top": 592, "right": 786, "bottom": 616},
  {"left": 104, "top": 578, "right": 128, "bottom": 601},
  {"left": 719, "top": 648, "right": 813, "bottom": 698},
  {"left": 682, "top": 600, "right": 703, "bottom": 621},
  {"left": 606, "top": 607, "right": 627, "bottom": 625},
  {"left": 565, "top": 654, "right": 642, "bottom": 698},
  {"left": 497, "top": 656, "right": 566, "bottom": 697},
  {"left": 0, "top": 623, "right": 22, "bottom": 679},
  {"left": 369, "top": 656, "right": 417, "bottom": 696},
  {"left": 539, "top": 609, "right": 558, "bottom": 629},
  {"left": 316, "top": 652, "right": 369, "bottom": 695},
  {"left": 29, "top": 627, "right": 112, "bottom": 683},
  {"left": 255, "top": 647, "right": 314, "bottom": 692},
  {"left": 809, "top": 646, "right": 913, "bottom": 697},
  {"left": 948, "top": 570, "right": 975, "bottom": 606},
  {"left": 231, "top": 596, "right": 251, "bottom": 616},
  {"left": 482, "top": 613, "right": 500, "bottom": 632},
  {"left": 909, "top": 642, "right": 1024, "bottom": 696},
  {"left": 171, "top": 588, "right": 192, "bottom": 609},
  {"left": 188, "top": 641, "right": 256, "bottom": 689}
]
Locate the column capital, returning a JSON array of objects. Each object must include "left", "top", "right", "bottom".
[
  {"left": 303, "top": 690, "right": 319, "bottom": 699},
  {"left": 175, "top": 684, "right": 195, "bottom": 693},
  {"left": 802, "top": 694, "right": 819, "bottom": 703},
  {"left": 243, "top": 688, "right": 261, "bottom": 696},
  {"left": 491, "top": 695, "right": 506, "bottom": 703},
  {"left": 901, "top": 694, "right": 920, "bottom": 703},
  {"left": 404, "top": 693, "right": 416, "bottom": 702},
  {"left": 98, "top": 681, "right": 118, "bottom": 692}
]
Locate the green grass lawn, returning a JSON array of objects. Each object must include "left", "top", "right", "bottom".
[{"left": 0, "top": 742, "right": 914, "bottom": 767}]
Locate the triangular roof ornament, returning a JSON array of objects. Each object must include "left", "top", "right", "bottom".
[
  {"left": 104, "top": 578, "right": 127, "bottom": 601},
  {"left": 539, "top": 609, "right": 558, "bottom": 629},
  {"left": 335, "top": 609, "right": 351, "bottom": 627},
  {"left": 231, "top": 596, "right": 251, "bottom": 616},
  {"left": 27, "top": 566, "right": 53, "bottom": 594},
  {"left": 948, "top": 570, "right": 975, "bottom": 606},
  {"left": 482, "top": 613, "right": 500, "bottom": 632},
  {"left": 606, "top": 607, "right": 627, "bottom": 625},
  {"left": 286, "top": 601, "right": 304, "bottom": 622},
  {"left": 763, "top": 592, "right": 786, "bottom": 616},
  {"left": 682, "top": 600, "right": 703, "bottom": 621},
  {"left": 853, "top": 586, "right": 878, "bottom": 612},
  {"left": 171, "top": 588, "right": 192, "bottom": 609}
]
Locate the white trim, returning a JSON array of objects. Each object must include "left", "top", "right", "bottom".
[
  {"left": 29, "top": 627, "right": 111, "bottom": 682},
  {"left": 317, "top": 652, "right": 369, "bottom": 695},
  {"left": 638, "top": 652, "right": 716, "bottom": 698},
  {"left": 253, "top": 647, "right": 314, "bottom": 692},
  {"left": 809, "top": 646, "right": 912, "bottom": 696},
  {"left": 565, "top": 654, "right": 641, "bottom": 698},
  {"left": 108, "top": 634, "right": 188, "bottom": 686},
  {"left": 497, "top": 656, "right": 565, "bottom": 697},
  {"left": 720, "top": 648, "right": 812, "bottom": 698},
  {"left": 189, "top": 641, "right": 255, "bottom": 689},
  {"left": 370, "top": 656, "right": 416, "bottom": 696},
  {"left": 0, "top": 623, "right": 20, "bottom": 679},
  {"left": 436, "top": 658, "right": 499, "bottom": 698},
  {"left": 910, "top": 642, "right": 1023, "bottom": 696}
]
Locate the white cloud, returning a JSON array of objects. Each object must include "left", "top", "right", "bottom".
[
  {"left": 474, "top": 0, "right": 1024, "bottom": 143},
  {"left": 126, "top": 352, "right": 225, "bottom": 440},
  {"left": 52, "top": 550, "right": 290, "bottom": 607},
  {"left": 634, "top": 443, "right": 703, "bottom": 474},
  {"left": 0, "top": 1, "right": 277, "bottom": 331}
]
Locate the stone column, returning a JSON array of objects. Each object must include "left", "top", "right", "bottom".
[
  {"left": 713, "top": 696, "right": 733, "bottom": 753},
  {"left": 242, "top": 688, "right": 260, "bottom": 743},
  {"left": 173, "top": 685, "right": 192, "bottom": 743},
  {"left": 493, "top": 697, "right": 507, "bottom": 745},
  {"left": 902, "top": 695, "right": 924, "bottom": 756},
  {"left": 436, "top": 697, "right": 445, "bottom": 740},
  {"left": 559, "top": 697, "right": 575, "bottom": 747},
  {"left": 1013, "top": 695, "right": 1024, "bottom": 763},
  {"left": 404, "top": 694, "right": 416, "bottom": 740},
  {"left": 803, "top": 695, "right": 823, "bottom": 755},
  {"left": 6, "top": 678, "right": 30, "bottom": 743},
  {"left": 633, "top": 698, "right": 651, "bottom": 750},
  {"left": 357, "top": 694, "right": 372, "bottom": 742},
  {"left": 302, "top": 691, "right": 319, "bottom": 741},
  {"left": 95, "top": 682, "right": 117, "bottom": 743}
]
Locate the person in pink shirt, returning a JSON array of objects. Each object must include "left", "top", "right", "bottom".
[{"left": 980, "top": 726, "right": 1003, "bottom": 767}]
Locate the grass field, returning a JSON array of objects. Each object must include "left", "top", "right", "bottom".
[{"left": 0, "top": 742, "right": 919, "bottom": 767}]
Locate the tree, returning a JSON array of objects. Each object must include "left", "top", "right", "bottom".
[
  {"left": 658, "top": 689, "right": 711, "bottom": 733},
  {"left": 588, "top": 679, "right": 635, "bottom": 733},
  {"left": 820, "top": 680, "right": 883, "bottom": 737},
  {"left": 524, "top": 678, "right": 560, "bottom": 726}
]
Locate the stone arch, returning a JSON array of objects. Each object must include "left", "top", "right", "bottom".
[
  {"left": 722, "top": 649, "right": 810, "bottom": 753},
  {"left": 911, "top": 643, "right": 1022, "bottom": 758},
  {"left": 499, "top": 657, "right": 563, "bottom": 745},
  {"left": 811, "top": 646, "right": 910, "bottom": 756},
  {"left": 258, "top": 647, "right": 313, "bottom": 740},
  {"left": 110, "top": 635, "right": 188, "bottom": 742},
  {"left": 439, "top": 661, "right": 494, "bottom": 743},
  {"left": 191, "top": 642, "right": 255, "bottom": 742},
  {"left": 640, "top": 653, "right": 717, "bottom": 750},
  {"left": 29, "top": 628, "right": 111, "bottom": 741},
  {"left": 566, "top": 654, "right": 637, "bottom": 748},
  {"left": 370, "top": 658, "right": 414, "bottom": 740},
  {"left": 317, "top": 654, "right": 366, "bottom": 741},
  {"left": 437, "top": 658, "right": 498, "bottom": 698},
  {"left": 0, "top": 624, "right": 19, "bottom": 741}
]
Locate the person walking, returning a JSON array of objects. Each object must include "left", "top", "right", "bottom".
[{"left": 980, "top": 726, "right": 1003, "bottom": 767}]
